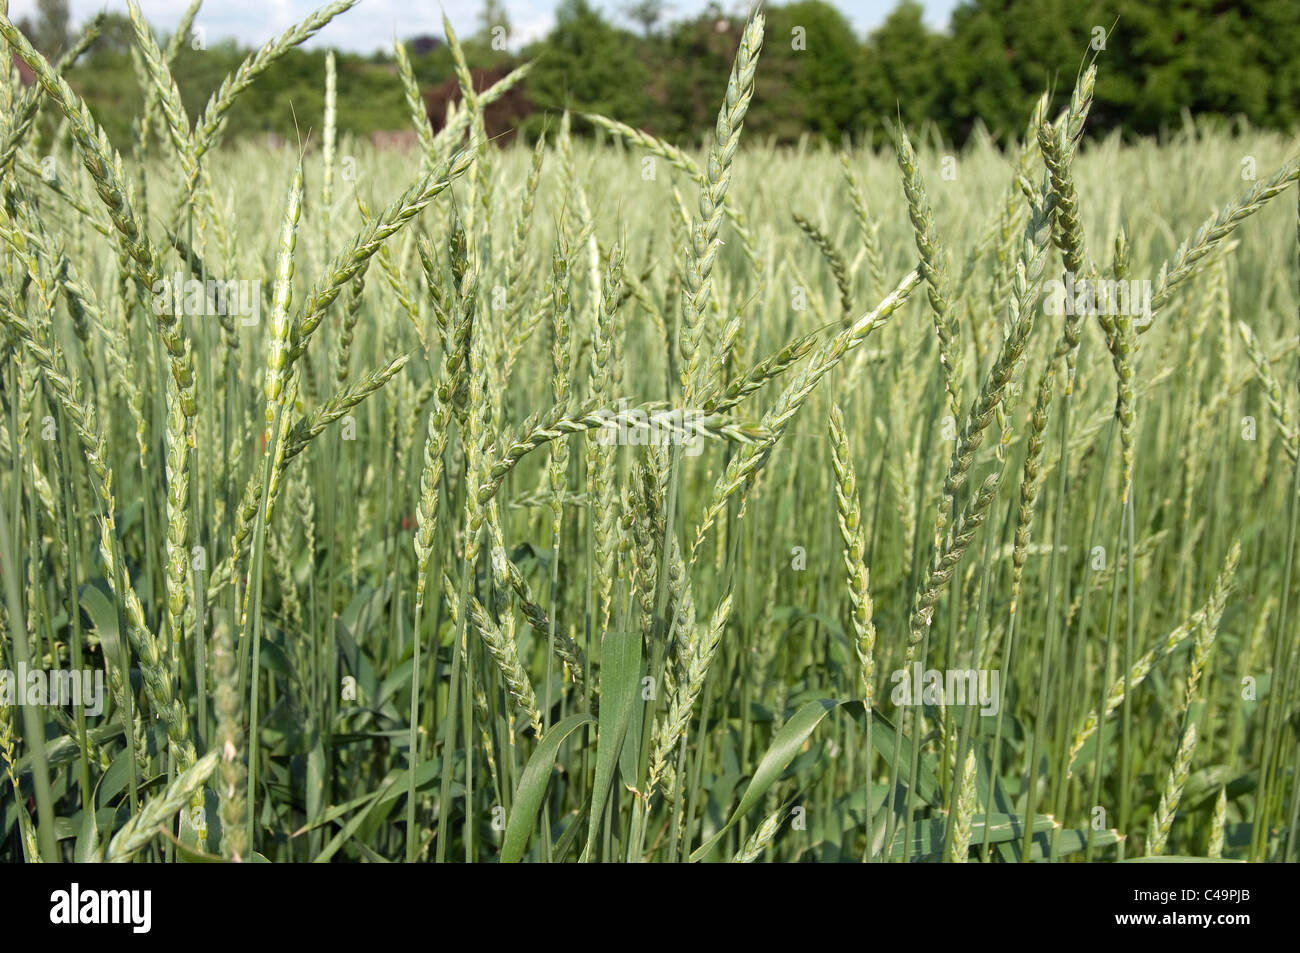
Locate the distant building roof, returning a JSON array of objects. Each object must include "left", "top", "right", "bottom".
[{"left": 408, "top": 35, "right": 444, "bottom": 56}]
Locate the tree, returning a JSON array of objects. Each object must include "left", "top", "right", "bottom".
[
  {"left": 33, "top": 0, "right": 70, "bottom": 56},
  {"left": 522, "top": 0, "right": 653, "bottom": 135},
  {"left": 656, "top": 9, "right": 747, "bottom": 140},
  {"left": 624, "top": 0, "right": 666, "bottom": 37},
  {"left": 87, "top": 12, "right": 136, "bottom": 55},
  {"left": 941, "top": 0, "right": 1082, "bottom": 144},
  {"left": 763, "top": 1, "right": 868, "bottom": 143},
  {"left": 478, "top": 0, "right": 511, "bottom": 46},
  {"left": 1076, "top": 0, "right": 1293, "bottom": 136},
  {"left": 861, "top": 1, "right": 945, "bottom": 139}
]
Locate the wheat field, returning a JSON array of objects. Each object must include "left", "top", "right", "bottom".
[{"left": 1, "top": 2, "right": 1299, "bottom": 864}]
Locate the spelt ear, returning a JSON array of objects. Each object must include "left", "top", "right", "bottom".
[{"left": 680, "top": 11, "right": 765, "bottom": 403}]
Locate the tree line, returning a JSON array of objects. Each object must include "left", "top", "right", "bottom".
[{"left": 15, "top": 0, "right": 1300, "bottom": 149}]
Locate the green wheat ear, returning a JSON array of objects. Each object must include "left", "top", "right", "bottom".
[
  {"left": 680, "top": 11, "right": 764, "bottom": 403},
  {"left": 895, "top": 122, "right": 960, "bottom": 419}
]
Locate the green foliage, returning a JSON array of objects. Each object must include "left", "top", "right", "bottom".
[
  {"left": 760, "top": 2, "right": 868, "bottom": 143},
  {"left": 520, "top": 0, "right": 653, "bottom": 137},
  {"left": 33, "top": 0, "right": 1300, "bottom": 149},
  {"left": 940, "top": 0, "right": 1084, "bottom": 143},
  {"left": 861, "top": 1, "right": 943, "bottom": 140},
  {"left": 32, "top": 0, "right": 70, "bottom": 56},
  {"left": 1086, "top": 0, "right": 1300, "bottom": 135}
]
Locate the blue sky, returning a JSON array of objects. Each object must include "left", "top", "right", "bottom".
[{"left": 7, "top": 1, "right": 960, "bottom": 54}]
